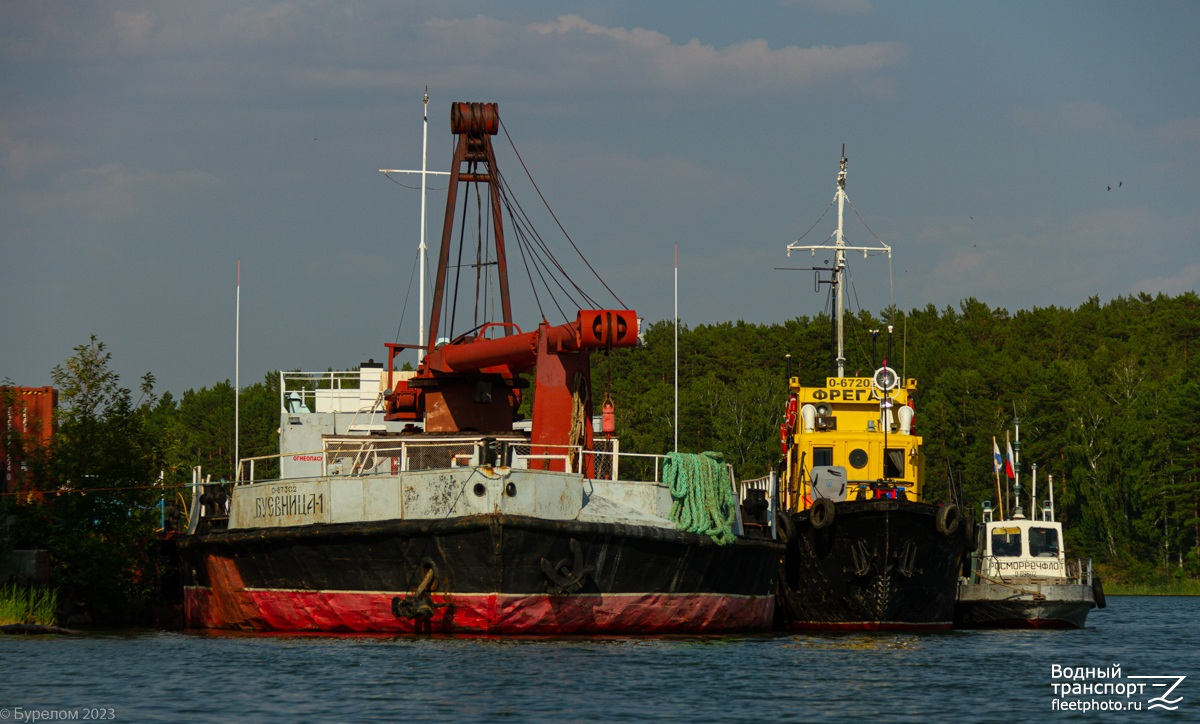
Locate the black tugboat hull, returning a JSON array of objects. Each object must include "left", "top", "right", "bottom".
[
  {"left": 179, "top": 514, "right": 782, "bottom": 634},
  {"left": 776, "top": 500, "right": 965, "bottom": 631}
]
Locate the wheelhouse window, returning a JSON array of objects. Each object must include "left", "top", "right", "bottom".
[
  {"left": 1029, "top": 527, "right": 1060, "bottom": 557},
  {"left": 991, "top": 527, "right": 1022, "bottom": 557},
  {"left": 813, "top": 447, "right": 833, "bottom": 467},
  {"left": 883, "top": 448, "right": 905, "bottom": 478}
]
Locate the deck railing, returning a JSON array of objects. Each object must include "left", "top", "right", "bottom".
[
  {"left": 234, "top": 436, "right": 681, "bottom": 485},
  {"left": 221, "top": 444, "right": 777, "bottom": 539}
]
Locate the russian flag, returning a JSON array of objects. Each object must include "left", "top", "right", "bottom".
[
  {"left": 1005, "top": 436, "right": 1016, "bottom": 478},
  {"left": 993, "top": 438, "right": 1003, "bottom": 475}
]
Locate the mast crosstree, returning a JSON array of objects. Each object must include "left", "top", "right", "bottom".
[{"left": 786, "top": 150, "right": 892, "bottom": 378}]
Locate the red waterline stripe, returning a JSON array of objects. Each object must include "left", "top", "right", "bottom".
[{"left": 184, "top": 587, "right": 774, "bottom": 634}]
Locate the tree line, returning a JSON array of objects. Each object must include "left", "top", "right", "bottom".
[
  {"left": 594, "top": 292, "right": 1200, "bottom": 583},
  {"left": 590, "top": 289, "right": 1200, "bottom": 583},
  {"left": 3, "top": 291, "right": 1198, "bottom": 621}
]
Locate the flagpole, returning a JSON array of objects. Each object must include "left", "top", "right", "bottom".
[
  {"left": 235, "top": 258, "right": 240, "bottom": 481},
  {"left": 1005, "top": 430, "right": 1012, "bottom": 517},
  {"left": 673, "top": 243, "right": 679, "bottom": 453},
  {"left": 993, "top": 436, "right": 1004, "bottom": 520}
]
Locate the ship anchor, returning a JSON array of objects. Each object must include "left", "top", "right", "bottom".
[
  {"left": 849, "top": 539, "right": 877, "bottom": 577},
  {"left": 392, "top": 559, "right": 444, "bottom": 619},
  {"left": 893, "top": 540, "right": 921, "bottom": 578},
  {"left": 540, "top": 538, "right": 595, "bottom": 595}
]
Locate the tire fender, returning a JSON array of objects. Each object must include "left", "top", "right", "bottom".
[
  {"left": 810, "top": 498, "right": 836, "bottom": 530},
  {"left": 936, "top": 502, "right": 961, "bottom": 537},
  {"left": 961, "top": 514, "right": 977, "bottom": 552},
  {"left": 777, "top": 511, "right": 796, "bottom": 542}
]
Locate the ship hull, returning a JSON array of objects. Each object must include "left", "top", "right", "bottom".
[
  {"left": 776, "top": 500, "right": 965, "bottom": 631},
  {"left": 955, "top": 582, "right": 1095, "bottom": 629},
  {"left": 179, "top": 514, "right": 781, "bottom": 634}
]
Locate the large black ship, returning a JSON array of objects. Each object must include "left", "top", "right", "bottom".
[
  {"left": 772, "top": 153, "right": 971, "bottom": 630},
  {"left": 179, "top": 100, "right": 782, "bottom": 635}
]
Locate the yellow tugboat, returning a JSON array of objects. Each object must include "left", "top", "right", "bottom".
[{"left": 773, "top": 152, "right": 972, "bottom": 630}]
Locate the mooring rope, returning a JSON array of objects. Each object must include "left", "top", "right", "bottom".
[{"left": 663, "top": 451, "right": 737, "bottom": 545}]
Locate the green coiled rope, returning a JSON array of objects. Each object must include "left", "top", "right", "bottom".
[{"left": 663, "top": 451, "right": 737, "bottom": 545}]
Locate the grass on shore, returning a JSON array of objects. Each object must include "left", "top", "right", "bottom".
[
  {"left": 1104, "top": 579, "right": 1200, "bottom": 596},
  {"left": 0, "top": 583, "right": 59, "bottom": 625}
]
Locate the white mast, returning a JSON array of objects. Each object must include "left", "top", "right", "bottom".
[
  {"left": 1013, "top": 414, "right": 1023, "bottom": 517},
  {"left": 786, "top": 149, "right": 891, "bottom": 378},
  {"left": 1048, "top": 473, "right": 1056, "bottom": 521},
  {"left": 418, "top": 90, "right": 429, "bottom": 347},
  {"left": 379, "top": 88, "right": 449, "bottom": 351},
  {"left": 834, "top": 155, "right": 847, "bottom": 377},
  {"left": 1031, "top": 462, "right": 1038, "bottom": 520}
]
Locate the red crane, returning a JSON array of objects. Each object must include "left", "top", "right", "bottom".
[{"left": 383, "top": 103, "right": 637, "bottom": 463}]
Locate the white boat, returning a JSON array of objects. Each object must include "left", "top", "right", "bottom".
[{"left": 956, "top": 451, "right": 1105, "bottom": 628}]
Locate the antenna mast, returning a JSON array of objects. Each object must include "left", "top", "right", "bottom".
[
  {"left": 786, "top": 148, "right": 891, "bottom": 378},
  {"left": 379, "top": 87, "right": 450, "bottom": 353}
]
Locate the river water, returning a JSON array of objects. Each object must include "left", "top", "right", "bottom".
[{"left": 2, "top": 597, "right": 1196, "bottom": 722}]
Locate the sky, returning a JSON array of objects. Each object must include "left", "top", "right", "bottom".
[{"left": 3, "top": 1, "right": 1199, "bottom": 398}]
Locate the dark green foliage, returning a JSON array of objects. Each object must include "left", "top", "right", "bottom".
[
  {"left": 3, "top": 340, "right": 283, "bottom": 624},
  {"left": 152, "top": 373, "right": 280, "bottom": 484},
  {"left": 5, "top": 337, "right": 165, "bottom": 624}
]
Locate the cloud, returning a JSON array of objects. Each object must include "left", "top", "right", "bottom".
[
  {"left": 281, "top": 13, "right": 907, "bottom": 98},
  {"left": 112, "top": 9, "right": 153, "bottom": 52},
  {"left": 1155, "top": 116, "right": 1200, "bottom": 151},
  {"left": 1011, "top": 103, "right": 1200, "bottom": 155},
  {"left": 1011, "top": 101, "right": 1130, "bottom": 137},
  {"left": 2, "top": 3, "right": 324, "bottom": 62},
  {"left": 525, "top": 15, "right": 906, "bottom": 94},
  {"left": 22, "top": 164, "right": 221, "bottom": 222},
  {"left": 5, "top": 8, "right": 906, "bottom": 101},
  {"left": 2, "top": 5, "right": 158, "bottom": 61},
  {"left": 0, "top": 128, "right": 60, "bottom": 179},
  {"left": 1132, "top": 263, "right": 1200, "bottom": 296},
  {"left": 217, "top": 3, "right": 313, "bottom": 48}
]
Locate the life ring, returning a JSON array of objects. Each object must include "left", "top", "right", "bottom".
[
  {"left": 779, "top": 394, "right": 798, "bottom": 454},
  {"left": 1092, "top": 576, "right": 1107, "bottom": 609},
  {"left": 810, "top": 498, "right": 836, "bottom": 530},
  {"left": 783, "top": 394, "right": 798, "bottom": 430},
  {"left": 936, "top": 503, "right": 961, "bottom": 537}
]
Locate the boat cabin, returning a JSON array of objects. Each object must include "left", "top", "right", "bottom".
[
  {"left": 781, "top": 367, "right": 923, "bottom": 511},
  {"left": 977, "top": 516, "right": 1067, "bottom": 581}
]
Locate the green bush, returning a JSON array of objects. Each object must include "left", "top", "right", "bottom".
[{"left": 0, "top": 584, "right": 59, "bottom": 626}]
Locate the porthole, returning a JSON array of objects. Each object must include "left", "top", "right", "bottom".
[
  {"left": 505, "top": 482, "right": 517, "bottom": 497},
  {"left": 473, "top": 482, "right": 486, "bottom": 497},
  {"left": 849, "top": 448, "right": 868, "bottom": 469}
]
